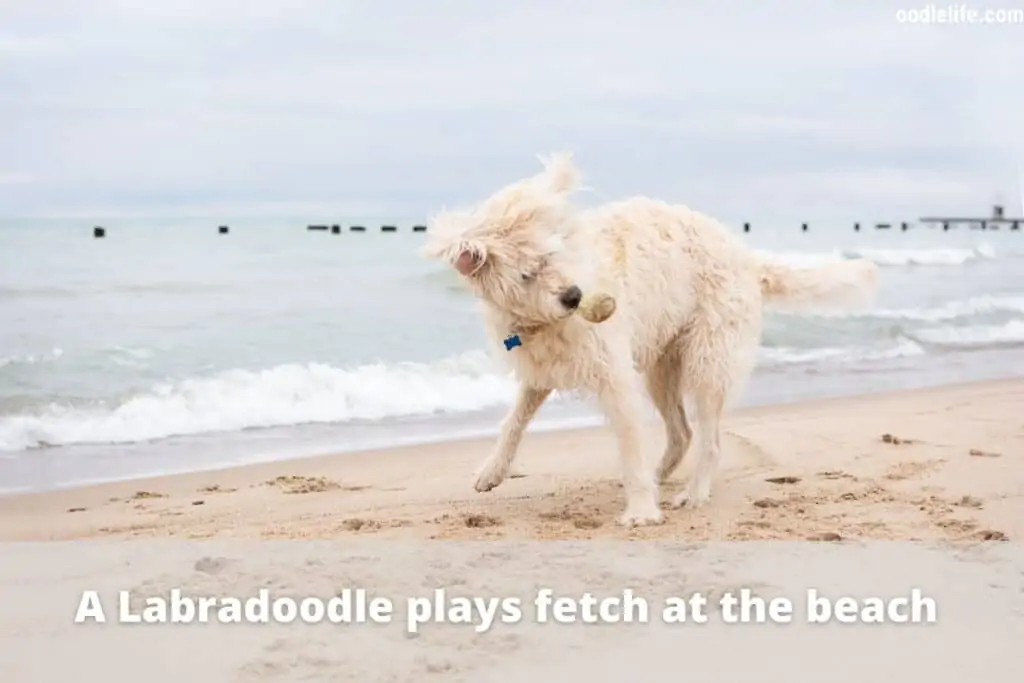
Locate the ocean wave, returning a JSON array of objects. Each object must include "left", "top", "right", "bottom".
[
  {"left": 0, "top": 285, "right": 79, "bottom": 300},
  {"left": 870, "top": 294, "right": 1024, "bottom": 323},
  {"left": 908, "top": 320, "right": 1024, "bottom": 349},
  {"left": 840, "top": 245, "right": 996, "bottom": 266},
  {"left": 757, "top": 245, "right": 997, "bottom": 269},
  {"left": 0, "top": 348, "right": 64, "bottom": 369},
  {"left": 0, "top": 339, "right": 917, "bottom": 452},
  {"left": 0, "top": 352, "right": 518, "bottom": 452},
  {"left": 777, "top": 293, "right": 1024, "bottom": 324},
  {"left": 760, "top": 339, "right": 925, "bottom": 366},
  {"left": 0, "top": 281, "right": 231, "bottom": 300},
  {"left": 0, "top": 318, "right": 1016, "bottom": 452},
  {"left": 105, "top": 345, "right": 155, "bottom": 368},
  {"left": 1, "top": 346, "right": 160, "bottom": 372}
]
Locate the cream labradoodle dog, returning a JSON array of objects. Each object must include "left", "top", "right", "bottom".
[{"left": 421, "top": 153, "right": 877, "bottom": 526}]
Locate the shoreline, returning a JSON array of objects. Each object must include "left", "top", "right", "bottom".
[
  {"left": 3, "top": 361, "right": 1021, "bottom": 497},
  {"left": 0, "top": 375, "right": 1011, "bottom": 498},
  {"left": 1, "top": 377, "right": 1020, "bottom": 541}
]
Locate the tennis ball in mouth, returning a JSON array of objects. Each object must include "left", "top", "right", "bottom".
[{"left": 576, "top": 292, "right": 616, "bottom": 323}]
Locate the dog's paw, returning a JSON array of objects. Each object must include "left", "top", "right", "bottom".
[
  {"left": 616, "top": 502, "right": 664, "bottom": 527},
  {"left": 473, "top": 461, "right": 507, "bottom": 493},
  {"left": 671, "top": 481, "right": 711, "bottom": 509}
]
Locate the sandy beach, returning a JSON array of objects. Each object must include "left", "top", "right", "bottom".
[
  {"left": 2, "top": 379, "right": 1023, "bottom": 682},
  {"left": 5, "top": 5, "right": 1023, "bottom": 679},
  {"left": 2, "top": 378, "right": 1021, "bottom": 542}
]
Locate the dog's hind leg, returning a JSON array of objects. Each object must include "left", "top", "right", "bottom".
[
  {"left": 671, "top": 310, "right": 760, "bottom": 509},
  {"left": 598, "top": 368, "right": 663, "bottom": 527},
  {"left": 474, "top": 385, "right": 551, "bottom": 492},
  {"left": 645, "top": 349, "right": 693, "bottom": 484},
  {"left": 671, "top": 387, "right": 725, "bottom": 509}
]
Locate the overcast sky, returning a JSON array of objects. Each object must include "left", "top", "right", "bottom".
[{"left": 1, "top": 0, "right": 1021, "bottom": 224}]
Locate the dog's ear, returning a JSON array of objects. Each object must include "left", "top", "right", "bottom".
[
  {"left": 536, "top": 151, "right": 582, "bottom": 195},
  {"left": 452, "top": 241, "right": 487, "bottom": 276},
  {"left": 420, "top": 236, "right": 487, "bottom": 277}
]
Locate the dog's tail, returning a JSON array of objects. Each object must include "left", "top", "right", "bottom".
[{"left": 757, "top": 257, "right": 878, "bottom": 314}]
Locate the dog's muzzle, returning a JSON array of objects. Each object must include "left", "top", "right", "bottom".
[{"left": 559, "top": 285, "right": 583, "bottom": 310}]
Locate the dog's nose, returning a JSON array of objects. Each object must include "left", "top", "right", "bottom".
[{"left": 559, "top": 285, "right": 583, "bottom": 310}]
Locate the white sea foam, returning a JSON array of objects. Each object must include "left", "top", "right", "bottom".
[
  {"left": 0, "top": 365, "right": 503, "bottom": 451},
  {"left": 781, "top": 293, "right": 1024, "bottom": 323},
  {"left": 0, "top": 352, "right": 516, "bottom": 451},
  {"left": 870, "top": 294, "right": 1024, "bottom": 322},
  {"left": 0, "top": 348, "right": 64, "bottom": 369},
  {"left": 757, "top": 245, "right": 998, "bottom": 269},
  {"left": 760, "top": 339, "right": 926, "bottom": 366},
  {"left": 841, "top": 244, "right": 996, "bottom": 266},
  {"left": 909, "top": 320, "right": 1024, "bottom": 348},
  {"left": 0, "top": 335, "right": 954, "bottom": 452}
]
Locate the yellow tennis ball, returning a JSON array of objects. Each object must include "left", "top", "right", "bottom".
[{"left": 577, "top": 292, "right": 616, "bottom": 323}]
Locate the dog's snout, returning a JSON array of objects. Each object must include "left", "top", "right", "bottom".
[{"left": 559, "top": 285, "right": 583, "bottom": 310}]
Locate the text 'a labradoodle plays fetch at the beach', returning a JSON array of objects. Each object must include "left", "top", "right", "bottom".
[{"left": 73, "top": 586, "right": 938, "bottom": 634}]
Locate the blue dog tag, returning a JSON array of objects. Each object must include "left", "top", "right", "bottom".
[{"left": 503, "top": 334, "right": 522, "bottom": 351}]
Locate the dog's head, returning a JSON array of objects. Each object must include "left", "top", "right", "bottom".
[{"left": 421, "top": 152, "right": 592, "bottom": 331}]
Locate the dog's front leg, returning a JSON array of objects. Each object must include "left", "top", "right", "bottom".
[
  {"left": 598, "top": 372, "right": 663, "bottom": 527},
  {"left": 474, "top": 385, "right": 551, "bottom": 492}
]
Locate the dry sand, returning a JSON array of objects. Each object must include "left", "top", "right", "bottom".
[{"left": 1, "top": 379, "right": 1022, "bottom": 682}]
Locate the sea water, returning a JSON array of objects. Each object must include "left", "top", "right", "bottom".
[{"left": 1, "top": 217, "right": 1022, "bottom": 493}]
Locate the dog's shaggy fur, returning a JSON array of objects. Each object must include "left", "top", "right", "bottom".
[{"left": 422, "top": 153, "right": 878, "bottom": 526}]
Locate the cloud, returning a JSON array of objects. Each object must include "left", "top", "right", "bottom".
[
  {"left": 0, "top": 171, "right": 35, "bottom": 184},
  {"left": 1, "top": 0, "right": 1022, "bottom": 222}
]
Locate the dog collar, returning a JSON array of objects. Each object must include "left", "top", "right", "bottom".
[{"left": 503, "top": 318, "right": 549, "bottom": 349}]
